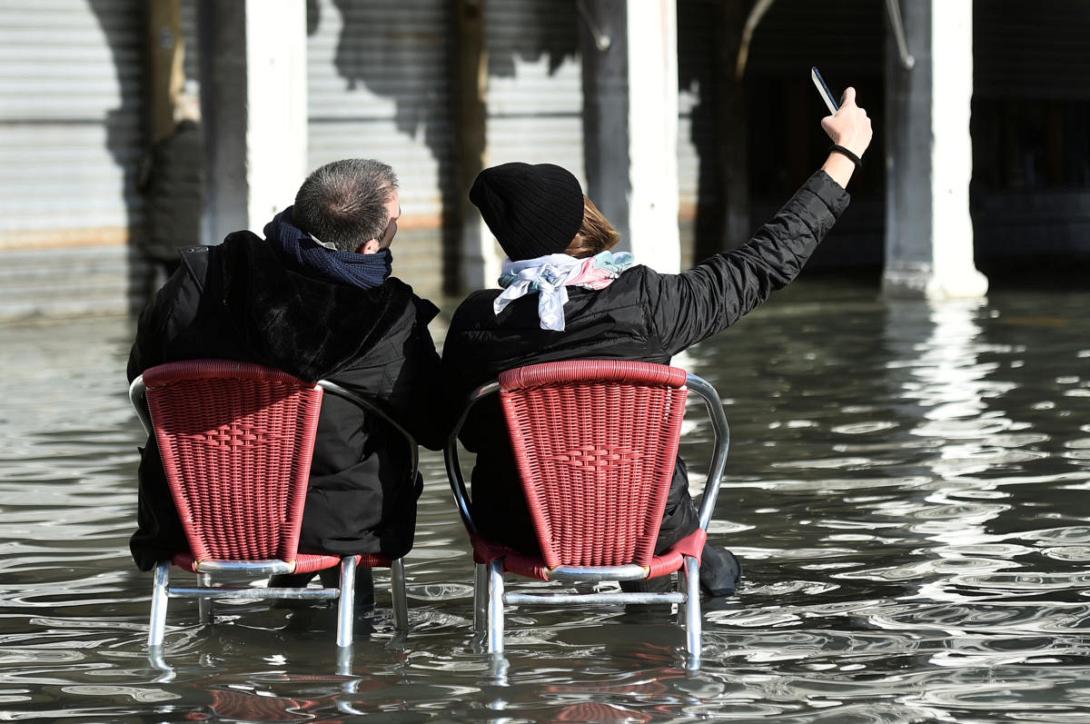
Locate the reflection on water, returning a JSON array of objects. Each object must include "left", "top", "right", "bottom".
[{"left": 1, "top": 280, "right": 1089, "bottom": 721}]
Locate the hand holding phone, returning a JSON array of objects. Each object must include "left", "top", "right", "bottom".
[
  {"left": 812, "top": 73, "right": 873, "bottom": 188},
  {"left": 818, "top": 85, "right": 871, "bottom": 156}
]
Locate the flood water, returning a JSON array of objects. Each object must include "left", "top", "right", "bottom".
[{"left": 2, "top": 278, "right": 1090, "bottom": 722}]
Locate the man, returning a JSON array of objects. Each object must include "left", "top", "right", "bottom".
[{"left": 127, "top": 159, "right": 444, "bottom": 599}]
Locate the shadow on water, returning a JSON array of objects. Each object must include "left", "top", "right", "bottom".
[{"left": 2, "top": 279, "right": 1090, "bottom": 719}]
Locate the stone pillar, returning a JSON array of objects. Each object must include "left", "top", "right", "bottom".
[
  {"left": 883, "top": 0, "right": 987, "bottom": 299},
  {"left": 196, "top": 0, "right": 307, "bottom": 245},
  {"left": 454, "top": 0, "right": 500, "bottom": 292},
  {"left": 581, "top": 0, "right": 680, "bottom": 273}
]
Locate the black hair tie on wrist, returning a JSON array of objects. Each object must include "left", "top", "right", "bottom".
[{"left": 830, "top": 144, "right": 863, "bottom": 172}]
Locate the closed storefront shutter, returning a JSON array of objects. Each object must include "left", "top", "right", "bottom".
[
  {"left": 0, "top": 0, "right": 146, "bottom": 319},
  {"left": 485, "top": 0, "right": 584, "bottom": 183},
  {"left": 307, "top": 0, "right": 455, "bottom": 297}
]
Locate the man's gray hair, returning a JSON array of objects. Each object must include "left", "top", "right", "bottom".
[{"left": 293, "top": 159, "right": 399, "bottom": 252}]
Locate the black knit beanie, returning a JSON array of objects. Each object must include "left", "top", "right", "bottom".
[{"left": 469, "top": 162, "right": 585, "bottom": 261}]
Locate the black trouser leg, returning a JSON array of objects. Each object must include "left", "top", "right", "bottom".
[{"left": 268, "top": 572, "right": 315, "bottom": 587}]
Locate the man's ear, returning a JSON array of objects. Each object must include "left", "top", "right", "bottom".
[{"left": 356, "top": 239, "right": 381, "bottom": 254}]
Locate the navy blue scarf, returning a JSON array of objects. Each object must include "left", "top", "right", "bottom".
[{"left": 263, "top": 206, "right": 392, "bottom": 290}]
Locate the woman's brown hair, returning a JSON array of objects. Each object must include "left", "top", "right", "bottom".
[{"left": 565, "top": 196, "right": 620, "bottom": 258}]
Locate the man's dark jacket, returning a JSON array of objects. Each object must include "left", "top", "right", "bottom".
[
  {"left": 127, "top": 232, "right": 445, "bottom": 571},
  {"left": 443, "top": 171, "right": 849, "bottom": 554}
]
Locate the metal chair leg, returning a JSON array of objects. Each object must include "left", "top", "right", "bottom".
[
  {"left": 683, "top": 555, "right": 702, "bottom": 668},
  {"left": 336, "top": 646, "right": 354, "bottom": 677},
  {"left": 197, "top": 572, "right": 213, "bottom": 624},
  {"left": 390, "top": 558, "right": 409, "bottom": 632},
  {"left": 148, "top": 562, "right": 170, "bottom": 648},
  {"left": 486, "top": 560, "right": 505, "bottom": 655},
  {"left": 473, "top": 563, "right": 488, "bottom": 634},
  {"left": 336, "top": 556, "right": 358, "bottom": 648}
]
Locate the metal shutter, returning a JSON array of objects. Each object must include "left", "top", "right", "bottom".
[
  {"left": 485, "top": 0, "right": 585, "bottom": 184},
  {"left": 0, "top": 0, "right": 146, "bottom": 319},
  {"left": 307, "top": 0, "right": 454, "bottom": 297}
]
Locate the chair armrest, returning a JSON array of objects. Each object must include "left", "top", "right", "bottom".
[
  {"left": 685, "top": 373, "right": 731, "bottom": 530},
  {"left": 443, "top": 381, "right": 501, "bottom": 536},
  {"left": 128, "top": 376, "right": 153, "bottom": 437}
]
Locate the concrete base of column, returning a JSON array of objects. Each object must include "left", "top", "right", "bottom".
[{"left": 882, "top": 261, "right": 989, "bottom": 300}]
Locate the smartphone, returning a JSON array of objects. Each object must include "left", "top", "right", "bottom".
[{"left": 810, "top": 66, "right": 839, "bottom": 115}]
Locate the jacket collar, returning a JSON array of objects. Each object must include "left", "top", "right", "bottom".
[{"left": 216, "top": 232, "right": 414, "bottom": 380}]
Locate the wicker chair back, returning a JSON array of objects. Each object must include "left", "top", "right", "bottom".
[
  {"left": 142, "top": 360, "right": 323, "bottom": 563},
  {"left": 498, "top": 360, "right": 689, "bottom": 569}
]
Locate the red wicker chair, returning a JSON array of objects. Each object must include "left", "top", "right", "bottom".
[
  {"left": 444, "top": 360, "right": 730, "bottom": 665},
  {"left": 129, "top": 360, "right": 415, "bottom": 650}
]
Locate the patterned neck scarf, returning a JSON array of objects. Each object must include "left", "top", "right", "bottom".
[{"left": 495, "top": 250, "right": 635, "bottom": 331}]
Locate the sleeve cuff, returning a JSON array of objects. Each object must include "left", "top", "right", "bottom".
[{"left": 805, "top": 170, "right": 852, "bottom": 218}]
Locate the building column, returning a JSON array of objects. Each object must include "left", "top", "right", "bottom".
[
  {"left": 883, "top": 0, "right": 987, "bottom": 299},
  {"left": 581, "top": 0, "right": 680, "bottom": 273},
  {"left": 196, "top": 0, "right": 307, "bottom": 245},
  {"left": 453, "top": 0, "right": 500, "bottom": 292}
]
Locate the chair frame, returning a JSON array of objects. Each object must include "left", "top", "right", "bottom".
[
  {"left": 130, "top": 365, "right": 417, "bottom": 650},
  {"left": 444, "top": 362, "right": 730, "bottom": 665}
]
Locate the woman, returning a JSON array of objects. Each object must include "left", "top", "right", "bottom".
[{"left": 443, "top": 89, "right": 873, "bottom": 595}]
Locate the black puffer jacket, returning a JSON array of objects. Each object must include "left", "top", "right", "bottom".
[
  {"left": 127, "top": 233, "right": 444, "bottom": 570},
  {"left": 443, "top": 171, "right": 850, "bottom": 554}
]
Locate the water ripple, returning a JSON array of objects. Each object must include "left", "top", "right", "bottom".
[{"left": 1, "top": 290, "right": 1090, "bottom": 718}]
